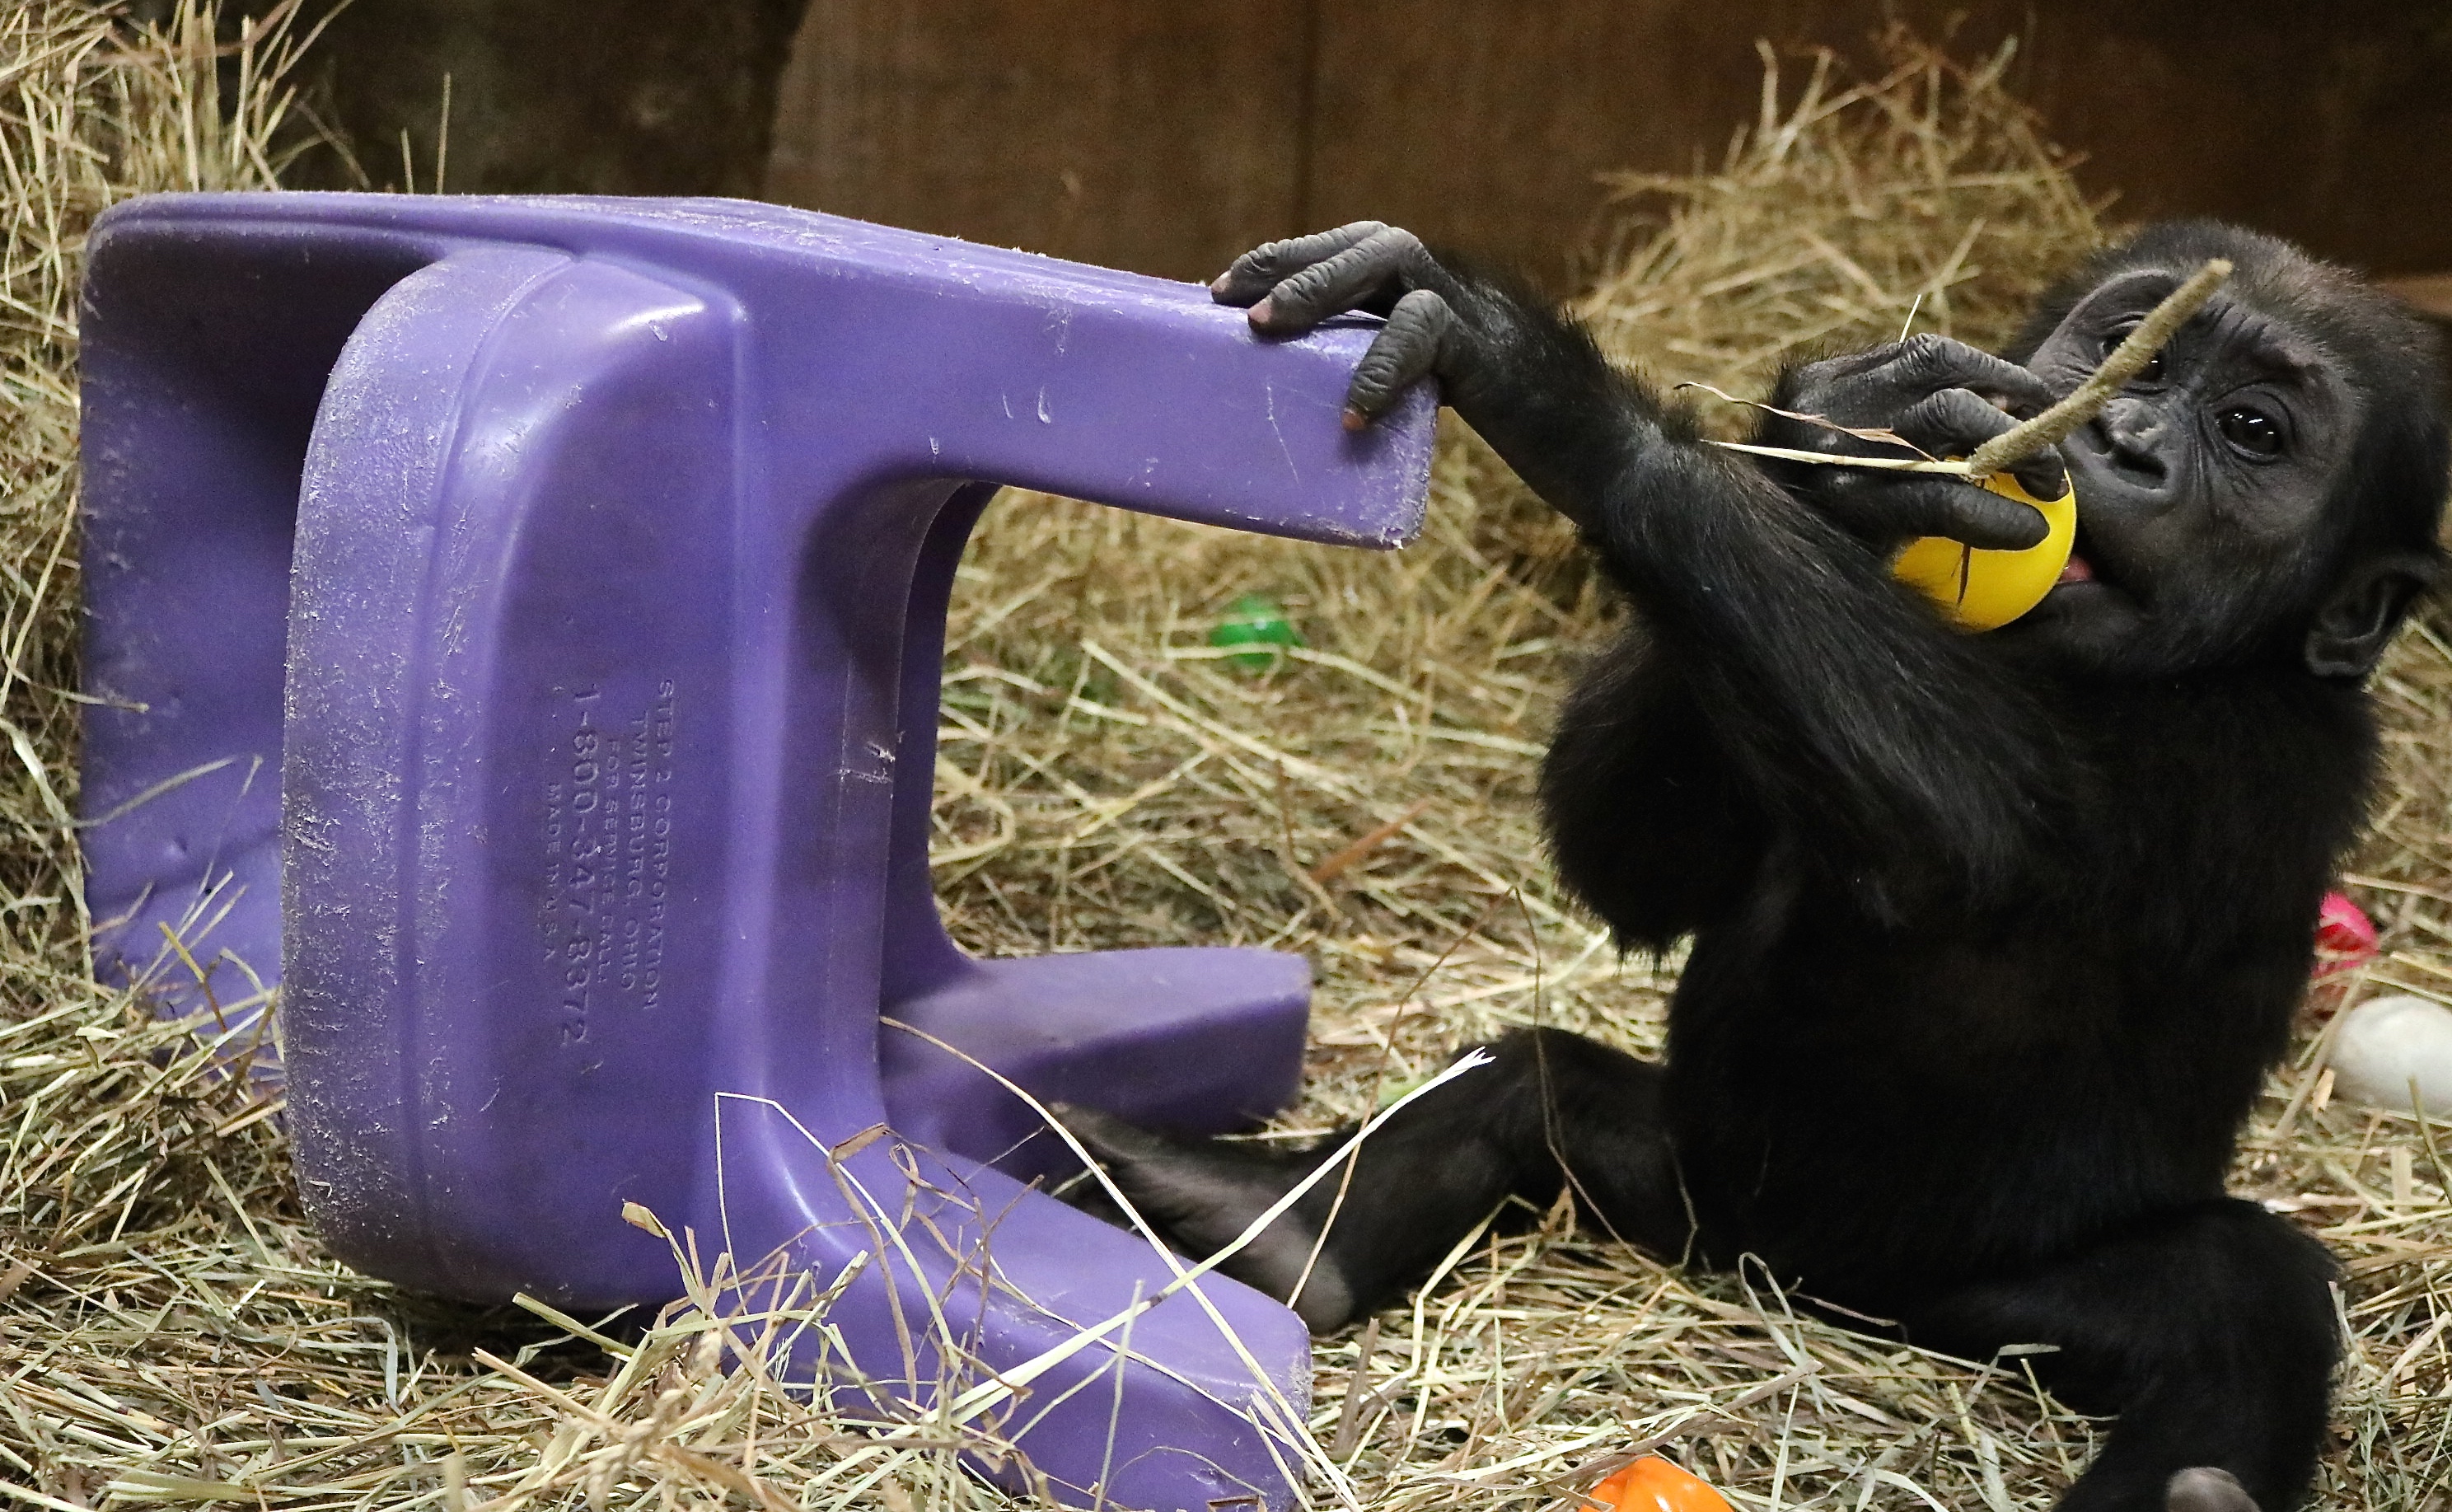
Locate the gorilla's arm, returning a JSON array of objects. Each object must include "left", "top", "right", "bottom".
[
  {"left": 1218, "top": 224, "right": 2066, "bottom": 915},
  {"left": 1537, "top": 641, "right": 1763, "bottom": 952}
]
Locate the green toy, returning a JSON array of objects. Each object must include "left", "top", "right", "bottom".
[{"left": 1210, "top": 592, "right": 1304, "bottom": 672}]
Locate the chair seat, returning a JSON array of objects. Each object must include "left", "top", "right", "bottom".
[{"left": 883, "top": 945, "right": 1310, "bottom": 1180}]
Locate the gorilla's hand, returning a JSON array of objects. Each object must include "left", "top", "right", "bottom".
[
  {"left": 1211, "top": 222, "right": 1484, "bottom": 428},
  {"left": 1761, "top": 335, "right": 2067, "bottom": 554}
]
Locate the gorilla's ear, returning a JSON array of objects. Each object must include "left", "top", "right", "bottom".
[{"left": 2305, "top": 552, "right": 2439, "bottom": 678}]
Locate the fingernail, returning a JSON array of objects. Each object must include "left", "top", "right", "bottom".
[
  {"left": 1210, "top": 273, "right": 1233, "bottom": 296},
  {"left": 1248, "top": 297, "right": 1274, "bottom": 327},
  {"left": 1342, "top": 407, "right": 1369, "bottom": 432}
]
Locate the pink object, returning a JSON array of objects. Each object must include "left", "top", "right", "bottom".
[{"left": 2314, "top": 890, "right": 2379, "bottom": 976}]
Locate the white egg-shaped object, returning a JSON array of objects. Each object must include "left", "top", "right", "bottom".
[{"left": 2330, "top": 995, "right": 2452, "bottom": 1116}]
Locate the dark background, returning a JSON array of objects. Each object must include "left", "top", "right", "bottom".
[{"left": 275, "top": 0, "right": 2452, "bottom": 292}]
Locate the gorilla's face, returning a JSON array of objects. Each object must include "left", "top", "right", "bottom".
[{"left": 2009, "top": 269, "right": 2364, "bottom": 675}]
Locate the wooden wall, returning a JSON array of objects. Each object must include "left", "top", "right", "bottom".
[
  {"left": 285, "top": 0, "right": 811, "bottom": 198},
  {"left": 765, "top": 0, "right": 2452, "bottom": 290}
]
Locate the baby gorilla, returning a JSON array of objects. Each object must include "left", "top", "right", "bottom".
[{"left": 1059, "top": 220, "right": 2450, "bottom": 1512}]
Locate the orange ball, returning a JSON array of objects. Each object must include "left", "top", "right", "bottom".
[{"left": 1584, "top": 1455, "right": 1735, "bottom": 1512}]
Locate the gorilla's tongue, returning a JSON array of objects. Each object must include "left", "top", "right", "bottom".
[{"left": 2057, "top": 553, "right": 2094, "bottom": 585}]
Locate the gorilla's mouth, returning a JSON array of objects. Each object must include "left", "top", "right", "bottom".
[{"left": 2058, "top": 522, "right": 2112, "bottom": 590}]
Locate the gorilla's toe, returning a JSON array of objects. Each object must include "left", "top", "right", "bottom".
[
  {"left": 2164, "top": 1468, "right": 2256, "bottom": 1512},
  {"left": 1046, "top": 1102, "right": 1173, "bottom": 1168},
  {"left": 1045, "top": 1103, "right": 1358, "bottom": 1334}
]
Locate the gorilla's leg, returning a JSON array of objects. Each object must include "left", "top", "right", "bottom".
[
  {"left": 1055, "top": 1027, "right": 1689, "bottom": 1333},
  {"left": 1906, "top": 1200, "right": 2336, "bottom": 1512}
]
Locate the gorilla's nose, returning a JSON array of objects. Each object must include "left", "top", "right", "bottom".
[{"left": 2091, "top": 396, "right": 2169, "bottom": 484}]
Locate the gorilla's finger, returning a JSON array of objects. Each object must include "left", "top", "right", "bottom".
[
  {"left": 1344, "top": 288, "right": 1453, "bottom": 426},
  {"left": 1892, "top": 387, "right": 2016, "bottom": 454},
  {"left": 1927, "top": 480, "right": 2052, "bottom": 551},
  {"left": 2004, "top": 446, "right": 2070, "bottom": 502},
  {"left": 1841, "top": 476, "right": 2048, "bottom": 552},
  {"left": 1894, "top": 388, "right": 2071, "bottom": 500},
  {"left": 1878, "top": 334, "right": 2058, "bottom": 414},
  {"left": 1249, "top": 226, "right": 1431, "bottom": 333},
  {"left": 1212, "top": 222, "right": 1384, "bottom": 306}
]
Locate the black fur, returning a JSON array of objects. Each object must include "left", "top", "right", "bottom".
[{"left": 1065, "top": 222, "right": 2450, "bottom": 1512}]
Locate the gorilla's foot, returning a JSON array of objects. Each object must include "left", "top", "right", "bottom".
[
  {"left": 1049, "top": 1104, "right": 1357, "bottom": 1333},
  {"left": 2164, "top": 1468, "right": 2255, "bottom": 1512}
]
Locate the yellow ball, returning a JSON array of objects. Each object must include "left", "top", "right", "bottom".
[{"left": 1890, "top": 473, "right": 2077, "bottom": 630}]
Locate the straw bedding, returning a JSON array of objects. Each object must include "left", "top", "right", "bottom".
[{"left": 0, "top": 11, "right": 2443, "bottom": 1510}]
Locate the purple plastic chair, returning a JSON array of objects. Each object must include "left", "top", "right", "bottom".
[{"left": 79, "top": 194, "right": 1431, "bottom": 1510}]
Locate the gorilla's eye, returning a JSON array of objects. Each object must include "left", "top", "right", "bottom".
[
  {"left": 2100, "top": 324, "right": 2162, "bottom": 382},
  {"left": 2218, "top": 406, "right": 2284, "bottom": 458}
]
